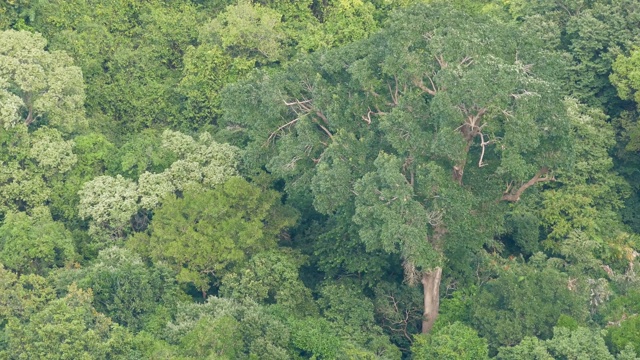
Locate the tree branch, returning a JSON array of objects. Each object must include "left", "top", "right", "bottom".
[
  {"left": 501, "top": 167, "right": 555, "bottom": 202},
  {"left": 266, "top": 117, "right": 301, "bottom": 144}
]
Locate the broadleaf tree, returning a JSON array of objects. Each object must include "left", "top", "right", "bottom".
[{"left": 222, "top": 2, "right": 574, "bottom": 333}]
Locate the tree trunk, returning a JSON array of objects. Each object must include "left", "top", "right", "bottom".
[{"left": 421, "top": 267, "right": 442, "bottom": 334}]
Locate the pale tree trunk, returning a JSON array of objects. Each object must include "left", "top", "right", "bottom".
[{"left": 421, "top": 267, "right": 442, "bottom": 334}]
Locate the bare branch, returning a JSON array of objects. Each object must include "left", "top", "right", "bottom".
[
  {"left": 501, "top": 167, "right": 555, "bottom": 202},
  {"left": 266, "top": 117, "right": 301, "bottom": 144},
  {"left": 459, "top": 55, "right": 474, "bottom": 66},
  {"left": 413, "top": 78, "right": 437, "bottom": 96},
  {"left": 478, "top": 132, "right": 497, "bottom": 167},
  {"left": 388, "top": 76, "right": 400, "bottom": 105},
  {"left": 316, "top": 123, "right": 334, "bottom": 140},
  {"left": 435, "top": 54, "right": 448, "bottom": 69},
  {"left": 315, "top": 110, "right": 329, "bottom": 125}
]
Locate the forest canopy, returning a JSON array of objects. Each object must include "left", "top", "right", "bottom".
[{"left": 1, "top": 0, "right": 640, "bottom": 359}]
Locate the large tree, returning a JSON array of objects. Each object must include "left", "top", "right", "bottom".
[
  {"left": 0, "top": 30, "right": 85, "bottom": 131},
  {"left": 223, "top": 2, "right": 573, "bottom": 333}
]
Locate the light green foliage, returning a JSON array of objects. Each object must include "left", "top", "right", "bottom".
[
  {"left": 29, "top": 127, "right": 78, "bottom": 174},
  {"left": 496, "top": 336, "right": 554, "bottom": 360},
  {"left": 165, "top": 297, "right": 290, "bottom": 359},
  {"left": 0, "top": 265, "right": 55, "bottom": 321},
  {"left": 540, "top": 100, "right": 626, "bottom": 240},
  {"left": 611, "top": 49, "right": 640, "bottom": 106},
  {"left": 470, "top": 254, "right": 588, "bottom": 351},
  {"left": 0, "top": 30, "right": 85, "bottom": 131},
  {"left": 205, "top": 0, "right": 287, "bottom": 63},
  {"left": 1, "top": 284, "right": 135, "bottom": 360},
  {"left": 54, "top": 247, "right": 185, "bottom": 331},
  {"left": 298, "top": 0, "right": 377, "bottom": 51},
  {"left": 0, "top": 207, "right": 75, "bottom": 275},
  {"left": 0, "top": 159, "right": 50, "bottom": 216},
  {"left": 179, "top": 44, "right": 246, "bottom": 127},
  {"left": 130, "top": 177, "right": 297, "bottom": 295},
  {"left": 0, "top": 124, "right": 82, "bottom": 218},
  {"left": 47, "top": 132, "right": 119, "bottom": 227},
  {"left": 160, "top": 130, "right": 240, "bottom": 190},
  {"left": 498, "top": 326, "right": 616, "bottom": 360},
  {"left": 411, "top": 322, "right": 489, "bottom": 360},
  {"left": 78, "top": 175, "right": 139, "bottom": 239},
  {"left": 619, "top": 346, "right": 640, "bottom": 360},
  {"left": 31, "top": 0, "right": 200, "bottom": 131},
  {"left": 78, "top": 130, "right": 240, "bottom": 240},
  {"left": 319, "top": 0, "right": 377, "bottom": 47},
  {"left": 220, "top": 250, "right": 314, "bottom": 314},
  {"left": 289, "top": 316, "right": 343, "bottom": 359}
]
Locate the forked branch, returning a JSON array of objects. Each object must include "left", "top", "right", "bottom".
[{"left": 501, "top": 166, "right": 555, "bottom": 202}]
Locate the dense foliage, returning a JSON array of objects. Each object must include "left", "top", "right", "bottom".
[{"left": 1, "top": 0, "right": 640, "bottom": 358}]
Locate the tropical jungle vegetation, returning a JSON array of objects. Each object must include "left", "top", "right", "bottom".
[{"left": 2, "top": 0, "right": 640, "bottom": 358}]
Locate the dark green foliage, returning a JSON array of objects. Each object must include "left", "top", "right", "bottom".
[
  {"left": 54, "top": 247, "right": 185, "bottom": 331},
  {"left": 470, "top": 255, "right": 588, "bottom": 351}
]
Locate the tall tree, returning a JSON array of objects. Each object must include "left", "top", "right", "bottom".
[{"left": 223, "top": 2, "right": 573, "bottom": 333}]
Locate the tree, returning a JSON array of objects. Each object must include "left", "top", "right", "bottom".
[
  {"left": 0, "top": 264, "right": 55, "bottom": 322},
  {"left": 54, "top": 247, "right": 185, "bottom": 330},
  {"left": 411, "top": 322, "right": 489, "bottom": 360},
  {"left": 222, "top": 2, "right": 572, "bottom": 333},
  {"left": 497, "top": 326, "right": 618, "bottom": 360},
  {"left": 501, "top": 0, "right": 640, "bottom": 112},
  {"left": 129, "top": 177, "right": 297, "bottom": 297},
  {"left": 1, "top": 284, "right": 135, "bottom": 360},
  {"left": 164, "top": 296, "right": 291, "bottom": 359},
  {"left": 77, "top": 130, "right": 241, "bottom": 242},
  {"left": 0, "top": 207, "right": 76, "bottom": 275},
  {"left": 77, "top": 174, "right": 139, "bottom": 240},
  {"left": 30, "top": 0, "right": 201, "bottom": 132},
  {"left": 220, "top": 250, "right": 314, "bottom": 314},
  {"left": 0, "top": 30, "right": 85, "bottom": 132},
  {"left": 205, "top": 0, "right": 288, "bottom": 64},
  {"left": 470, "top": 254, "right": 588, "bottom": 351},
  {"left": 0, "top": 125, "right": 62, "bottom": 216}
]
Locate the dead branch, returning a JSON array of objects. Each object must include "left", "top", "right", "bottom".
[
  {"left": 459, "top": 55, "right": 474, "bottom": 67},
  {"left": 316, "top": 123, "right": 334, "bottom": 140},
  {"left": 435, "top": 54, "right": 448, "bottom": 69},
  {"left": 316, "top": 110, "right": 329, "bottom": 125},
  {"left": 362, "top": 109, "right": 373, "bottom": 124},
  {"left": 267, "top": 117, "right": 301, "bottom": 144},
  {"left": 478, "top": 132, "right": 497, "bottom": 167},
  {"left": 362, "top": 107, "right": 387, "bottom": 125},
  {"left": 389, "top": 76, "right": 400, "bottom": 105},
  {"left": 501, "top": 167, "right": 555, "bottom": 202},
  {"left": 413, "top": 78, "right": 437, "bottom": 96}
]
